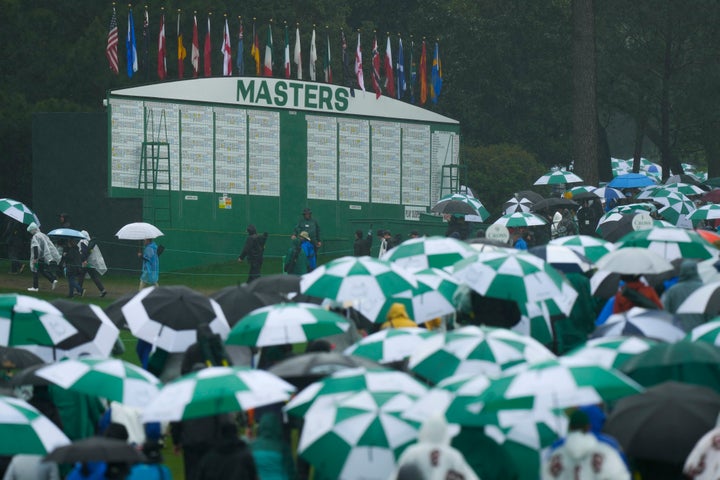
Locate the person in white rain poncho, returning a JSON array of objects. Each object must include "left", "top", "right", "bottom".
[
  {"left": 542, "top": 410, "right": 630, "bottom": 480},
  {"left": 389, "top": 414, "right": 479, "bottom": 480},
  {"left": 26, "top": 222, "right": 60, "bottom": 292},
  {"left": 79, "top": 230, "right": 107, "bottom": 297},
  {"left": 684, "top": 414, "right": 720, "bottom": 479}
]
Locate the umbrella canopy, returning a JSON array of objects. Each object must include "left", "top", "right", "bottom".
[
  {"left": 502, "top": 197, "right": 534, "bottom": 214},
  {"left": 619, "top": 340, "right": 720, "bottom": 391},
  {"left": 45, "top": 436, "right": 146, "bottom": 464},
  {"left": 451, "top": 250, "right": 578, "bottom": 316},
  {"left": 527, "top": 244, "right": 593, "bottom": 274},
  {"left": 655, "top": 182, "right": 706, "bottom": 197},
  {"left": 689, "top": 204, "right": 720, "bottom": 221},
  {"left": 343, "top": 328, "right": 436, "bottom": 365},
  {"left": 380, "top": 236, "right": 476, "bottom": 273},
  {"left": 548, "top": 235, "right": 616, "bottom": 263},
  {"left": 616, "top": 227, "right": 718, "bottom": 262},
  {"left": 299, "top": 256, "right": 418, "bottom": 323},
  {"left": 33, "top": 357, "right": 161, "bottom": 407},
  {"left": 595, "top": 247, "right": 674, "bottom": 275},
  {"left": 515, "top": 190, "right": 545, "bottom": 204},
  {"left": 677, "top": 281, "right": 720, "bottom": 315},
  {"left": 566, "top": 185, "right": 598, "bottom": 197},
  {"left": 115, "top": 222, "right": 164, "bottom": 240},
  {"left": 604, "top": 382, "right": 720, "bottom": 464},
  {"left": 407, "top": 325, "right": 556, "bottom": 385},
  {"left": 0, "top": 396, "right": 70, "bottom": 455},
  {"left": 653, "top": 191, "right": 696, "bottom": 227},
  {"left": 0, "top": 346, "right": 45, "bottom": 370},
  {"left": 530, "top": 197, "right": 579, "bottom": 213},
  {"left": 685, "top": 318, "right": 720, "bottom": 346},
  {"left": 389, "top": 268, "right": 461, "bottom": 323},
  {"left": 492, "top": 212, "right": 548, "bottom": 228},
  {"left": 269, "top": 352, "right": 382, "bottom": 390},
  {"left": 431, "top": 193, "right": 490, "bottom": 220},
  {"left": 534, "top": 170, "right": 583, "bottom": 185},
  {"left": 102, "top": 292, "right": 137, "bottom": 329},
  {"left": 49, "top": 300, "right": 120, "bottom": 359},
  {"left": 211, "top": 285, "right": 287, "bottom": 327},
  {"left": 594, "top": 186, "right": 626, "bottom": 202},
  {"left": 0, "top": 294, "right": 80, "bottom": 362},
  {"left": 298, "top": 389, "right": 420, "bottom": 480},
  {"left": 142, "top": 366, "right": 296, "bottom": 422},
  {"left": 608, "top": 173, "right": 657, "bottom": 188},
  {"left": 666, "top": 174, "right": 709, "bottom": 189},
  {"left": 591, "top": 307, "right": 686, "bottom": 342},
  {"left": 225, "top": 303, "right": 350, "bottom": 347},
  {"left": 564, "top": 336, "right": 659, "bottom": 370},
  {"left": 0, "top": 198, "right": 41, "bottom": 226},
  {"left": 47, "top": 228, "right": 88, "bottom": 240},
  {"left": 121, "top": 286, "right": 230, "bottom": 352}
]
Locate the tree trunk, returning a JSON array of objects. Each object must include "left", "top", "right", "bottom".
[{"left": 572, "top": 0, "right": 599, "bottom": 186}]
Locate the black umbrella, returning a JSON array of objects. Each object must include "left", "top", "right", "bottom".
[
  {"left": 211, "top": 285, "right": 286, "bottom": 327},
  {"left": 247, "top": 274, "right": 323, "bottom": 305},
  {"left": 530, "top": 197, "right": 578, "bottom": 213},
  {"left": 269, "top": 352, "right": 382, "bottom": 389},
  {"left": 597, "top": 213, "right": 637, "bottom": 242},
  {"left": 9, "top": 364, "right": 50, "bottom": 386},
  {"left": 50, "top": 299, "right": 120, "bottom": 358},
  {"left": 45, "top": 437, "right": 147, "bottom": 464},
  {"left": 603, "top": 381, "right": 720, "bottom": 464},
  {"left": 431, "top": 199, "right": 479, "bottom": 216},
  {"left": 515, "top": 190, "right": 545, "bottom": 204},
  {"left": 103, "top": 292, "right": 137, "bottom": 329},
  {"left": 0, "top": 346, "right": 45, "bottom": 370}
]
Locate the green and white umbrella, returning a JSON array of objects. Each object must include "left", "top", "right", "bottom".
[
  {"left": 0, "top": 395, "right": 70, "bottom": 455},
  {"left": 34, "top": 357, "right": 161, "bottom": 407},
  {"left": 299, "top": 256, "right": 418, "bottom": 323},
  {"left": 549, "top": 235, "right": 616, "bottom": 263},
  {"left": 0, "top": 198, "right": 41, "bottom": 227},
  {"left": 653, "top": 191, "right": 696, "bottom": 227},
  {"left": 380, "top": 236, "right": 476, "bottom": 273},
  {"left": 141, "top": 366, "right": 296, "bottom": 422},
  {"left": 225, "top": 303, "right": 350, "bottom": 347},
  {"left": 408, "top": 325, "right": 555, "bottom": 385},
  {"left": 492, "top": 212, "right": 548, "bottom": 228},
  {"left": 566, "top": 185, "right": 598, "bottom": 197},
  {"left": 390, "top": 268, "right": 461, "bottom": 322},
  {"left": 685, "top": 318, "right": 720, "bottom": 346},
  {"left": 689, "top": 204, "right": 720, "bottom": 221},
  {"left": 564, "top": 336, "right": 659, "bottom": 370},
  {"left": 431, "top": 193, "right": 491, "bottom": 220},
  {"left": 450, "top": 251, "right": 578, "bottom": 316},
  {"left": 534, "top": 170, "right": 583, "bottom": 185},
  {"left": 616, "top": 227, "right": 718, "bottom": 261},
  {"left": 343, "top": 328, "right": 436, "bottom": 364},
  {"left": 0, "top": 294, "right": 79, "bottom": 362},
  {"left": 515, "top": 301, "right": 555, "bottom": 346},
  {"left": 284, "top": 366, "right": 428, "bottom": 417},
  {"left": 299, "top": 389, "right": 420, "bottom": 480}
]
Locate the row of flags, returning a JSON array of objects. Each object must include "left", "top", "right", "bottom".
[{"left": 105, "top": 7, "right": 443, "bottom": 104}]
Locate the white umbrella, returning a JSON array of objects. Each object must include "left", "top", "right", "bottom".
[
  {"left": 677, "top": 281, "right": 720, "bottom": 315},
  {"left": 115, "top": 222, "right": 164, "bottom": 240},
  {"left": 595, "top": 247, "right": 673, "bottom": 275},
  {"left": 492, "top": 212, "right": 548, "bottom": 228},
  {"left": 592, "top": 307, "right": 686, "bottom": 342}
]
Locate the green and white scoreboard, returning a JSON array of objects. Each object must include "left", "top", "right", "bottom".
[{"left": 107, "top": 78, "right": 460, "bottom": 269}]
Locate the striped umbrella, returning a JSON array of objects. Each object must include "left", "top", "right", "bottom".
[
  {"left": 528, "top": 244, "right": 593, "bottom": 274},
  {"left": 389, "top": 268, "right": 461, "bottom": 322},
  {"left": 534, "top": 170, "right": 583, "bottom": 185},
  {"left": 0, "top": 396, "right": 70, "bottom": 455},
  {"left": 502, "top": 197, "right": 535, "bottom": 214},
  {"left": 616, "top": 227, "right": 718, "bottom": 261},
  {"left": 676, "top": 282, "right": 720, "bottom": 315},
  {"left": 0, "top": 198, "right": 41, "bottom": 226},
  {"left": 652, "top": 191, "right": 696, "bottom": 227},
  {"left": 591, "top": 307, "right": 686, "bottom": 342},
  {"left": 380, "top": 236, "right": 476, "bottom": 273},
  {"left": 225, "top": 303, "right": 350, "bottom": 347},
  {"left": 564, "top": 336, "right": 659, "bottom": 370},
  {"left": 492, "top": 212, "right": 548, "bottom": 228},
  {"left": 343, "top": 328, "right": 436, "bottom": 364},
  {"left": 685, "top": 318, "right": 720, "bottom": 346},
  {"left": 566, "top": 185, "right": 598, "bottom": 197},
  {"left": 431, "top": 193, "right": 490, "bottom": 220},
  {"left": 689, "top": 204, "right": 720, "bottom": 221},
  {"left": 549, "top": 235, "right": 616, "bottom": 263}
]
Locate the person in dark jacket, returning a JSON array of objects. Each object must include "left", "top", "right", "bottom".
[
  {"left": 353, "top": 229, "right": 372, "bottom": 256},
  {"left": 238, "top": 225, "right": 268, "bottom": 283},
  {"left": 171, "top": 413, "right": 236, "bottom": 480},
  {"left": 194, "top": 421, "right": 258, "bottom": 480},
  {"left": 63, "top": 238, "right": 84, "bottom": 298}
]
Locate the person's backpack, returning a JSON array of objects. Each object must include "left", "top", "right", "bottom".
[{"left": 621, "top": 286, "right": 659, "bottom": 310}]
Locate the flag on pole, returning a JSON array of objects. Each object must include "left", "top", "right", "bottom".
[
  {"left": 355, "top": 33, "right": 365, "bottom": 91},
  {"left": 221, "top": 18, "right": 232, "bottom": 76},
  {"left": 430, "top": 41, "right": 443, "bottom": 104},
  {"left": 177, "top": 12, "right": 186, "bottom": 79},
  {"left": 250, "top": 21, "right": 260, "bottom": 75},
  {"left": 203, "top": 16, "right": 212, "bottom": 77},
  {"left": 294, "top": 26, "right": 302, "bottom": 80},
  {"left": 191, "top": 14, "right": 199, "bottom": 78},
  {"left": 236, "top": 19, "right": 244, "bottom": 75},
  {"left": 396, "top": 37, "right": 405, "bottom": 99},
  {"left": 142, "top": 9, "right": 149, "bottom": 78},
  {"left": 283, "top": 25, "right": 291, "bottom": 78},
  {"left": 309, "top": 28, "right": 317, "bottom": 81},
  {"left": 409, "top": 40, "right": 416, "bottom": 103},
  {"left": 419, "top": 40, "right": 428, "bottom": 105},
  {"left": 263, "top": 24, "right": 273, "bottom": 77},
  {"left": 341, "top": 30, "right": 354, "bottom": 96},
  {"left": 157, "top": 13, "right": 167, "bottom": 80},
  {"left": 323, "top": 31, "right": 332, "bottom": 83},
  {"left": 126, "top": 9, "right": 138, "bottom": 78},
  {"left": 371, "top": 36, "right": 381, "bottom": 99},
  {"left": 105, "top": 7, "right": 119, "bottom": 74},
  {"left": 384, "top": 35, "right": 395, "bottom": 98}
]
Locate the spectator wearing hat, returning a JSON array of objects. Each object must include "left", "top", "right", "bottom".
[
  {"left": 26, "top": 222, "right": 60, "bottom": 292},
  {"left": 293, "top": 208, "right": 321, "bottom": 251},
  {"left": 238, "top": 225, "right": 268, "bottom": 283},
  {"left": 298, "top": 231, "right": 316, "bottom": 271},
  {"left": 353, "top": 229, "right": 373, "bottom": 256}
]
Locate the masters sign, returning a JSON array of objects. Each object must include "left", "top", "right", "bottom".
[{"left": 237, "top": 79, "right": 350, "bottom": 112}]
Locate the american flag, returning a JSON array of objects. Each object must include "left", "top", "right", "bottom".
[{"left": 106, "top": 7, "right": 119, "bottom": 74}]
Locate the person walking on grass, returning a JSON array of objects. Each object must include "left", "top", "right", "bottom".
[
  {"left": 63, "top": 238, "right": 85, "bottom": 298},
  {"left": 238, "top": 224, "right": 268, "bottom": 283},
  {"left": 26, "top": 222, "right": 60, "bottom": 292},
  {"left": 79, "top": 230, "right": 107, "bottom": 297},
  {"left": 138, "top": 238, "right": 159, "bottom": 290}
]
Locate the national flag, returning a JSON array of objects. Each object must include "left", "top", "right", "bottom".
[
  {"left": 341, "top": 30, "right": 354, "bottom": 96},
  {"left": 157, "top": 13, "right": 167, "bottom": 80},
  {"left": 419, "top": 40, "right": 428, "bottom": 105},
  {"left": 409, "top": 40, "right": 416, "bottom": 103},
  {"left": 396, "top": 37, "right": 405, "bottom": 99},
  {"left": 177, "top": 13, "right": 186, "bottom": 79},
  {"left": 284, "top": 25, "right": 291, "bottom": 78},
  {"left": 294, "top": 26, "right": 302, "bottom": 80},
  {"left": 191, "top": 14, "right": 200, "bottom": 77},
  {"left": 221, "top": 18, "right": 232, "bottom": 76},
  {"left": 250, "top": 21, "right": 260, "bottom": 75},
  {"left": 236, "top": 19, "right": 244, "bottom": 75},
  {"left": 105, "top": 7, "right": 119, "bottom": 74},
  {"left": 371, "top": 36, "right": 381, "bottom": 99},
  {"left": 355, "top": 33, "right": 365, "bottom": 91},
  {"left": 384, "top": 35, "right": 395, "bottom": 98},
  {"left": 430, "top": 41, "right": 443, "bottom": 104},
  {"left": 141, "top": 9, "right": 149, "bottom": 77},
  {"left": 309, "top": 28, "right": 317, "bottom": 81},
  {"left": 126, "top": 9, "right": 138, "bottom": 78},
  {"left": 323, "top": 32, "right": 332, "bottom": 83},
  {"left": 203, "top": 17, "right": 212, "bottom": 77},
  {"left": 263, "top": 24, "right": 273, "bottom": 77}
]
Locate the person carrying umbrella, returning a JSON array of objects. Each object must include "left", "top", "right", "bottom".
[
  {"left": 613, "top": 275, "right": 663, "bottom": 313},
  {"left": 26, "top": 222, "right": 60, "bottom": 292},
  {"left": 138, "top": 238, "right": 159, "bottom": 290}
]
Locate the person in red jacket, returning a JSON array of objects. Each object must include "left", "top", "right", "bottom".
[{"left": 613, "top": 274, "right": 663, "bottom": 313}]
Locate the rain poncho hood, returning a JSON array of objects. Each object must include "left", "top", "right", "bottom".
[
  {"left": 418, "top": 414, "right": 452, "bottom": 445},
  {"left": 678, "top": 259, "right": 700, "bottom": 282}
]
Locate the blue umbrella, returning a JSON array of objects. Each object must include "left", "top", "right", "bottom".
[
  {"left": 47, "top": 228, "right": 88, "bottom": 239},
  {"left": 608, "top": 173, "right": 656, "bottom": 188}
]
